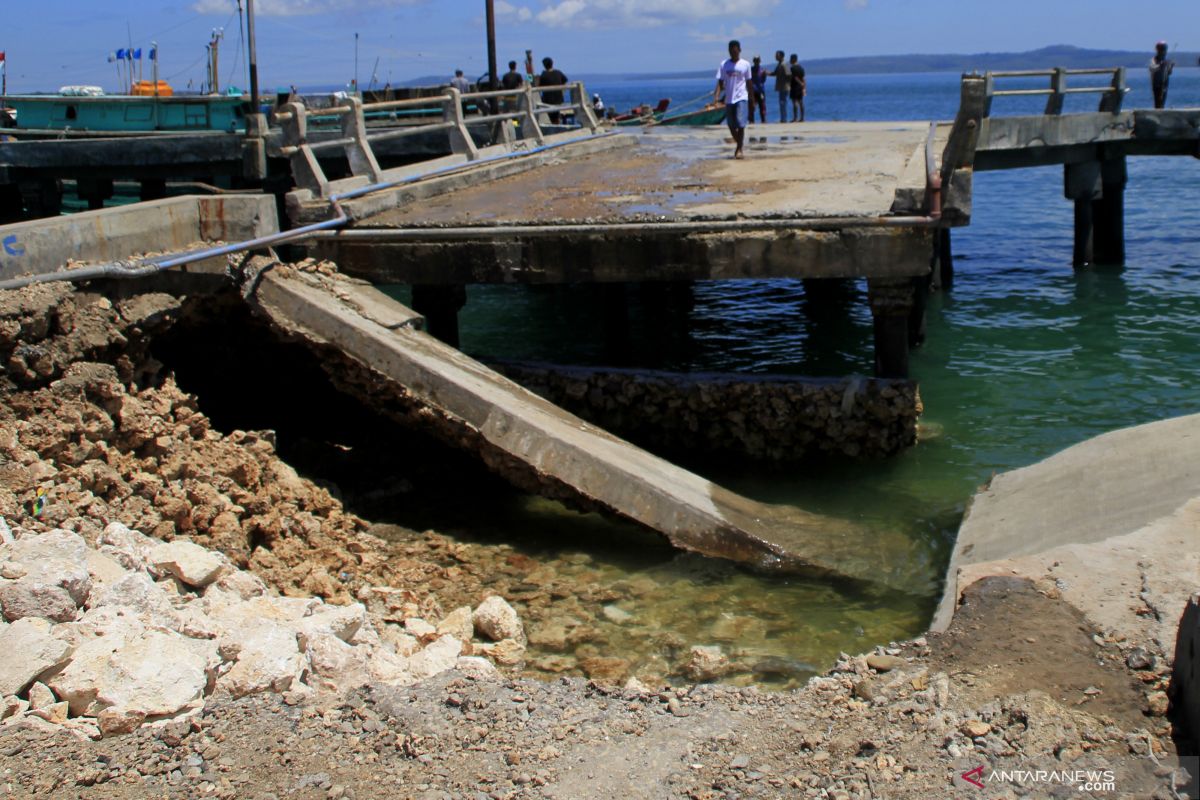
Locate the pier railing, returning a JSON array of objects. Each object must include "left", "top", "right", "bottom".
[
  {"left": 982, "top": 67, "right": 1128, "bottom": 116},
  {"left": 276, "top": 81, "right": 601, "bottom": 197},
  {"left": 936, "top": 66, "right": 1131, "bottom": 221}
]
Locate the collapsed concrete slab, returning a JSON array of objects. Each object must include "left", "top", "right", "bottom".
[
  {"left": 246, "top": 266, "right": 921, "bottom": 590},
  {"left": 934, "top": 414, "right": 1200, "bottom": 634}
]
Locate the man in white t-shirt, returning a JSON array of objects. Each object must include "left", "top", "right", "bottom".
[{"left": 713, "top": 40, "right": 751, "bottom": 159}]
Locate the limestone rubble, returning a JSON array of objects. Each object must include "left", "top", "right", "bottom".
[{"left": 0, "top": 521, "right": 509, "bottom": 738}]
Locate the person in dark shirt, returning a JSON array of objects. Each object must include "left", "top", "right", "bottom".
[
  {"left": 749, "top": 55, "right": 768, "bottom": 124},
  {"left": 1149, "top": 41, "right": 1175, "bottom": 109},
  {"left": 538, "top": 57, "right": 568, "bottom": 123},
  {"left": 501, "top": 61, "right": 524, "bottom": 90},
  {"left": 500, "top": 60, "right": 524, "bottom": 113},
  {"left": 789, "top": 54, "right": 806, "bottom": 122},
  {"left": 771, "top": 50, "right": 789, "bottom": 124}
]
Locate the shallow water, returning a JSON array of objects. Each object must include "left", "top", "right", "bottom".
[{"left": 390, "top": 70, "right": 1200, "bottom": 686}]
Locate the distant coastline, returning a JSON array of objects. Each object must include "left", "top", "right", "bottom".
[{"left": 402, "top": 44, "right": 1198, "bottom": 87}]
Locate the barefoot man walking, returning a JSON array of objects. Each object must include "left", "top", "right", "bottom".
[{"left": 714, "top": 40, "right": 751, "bottom": 159}]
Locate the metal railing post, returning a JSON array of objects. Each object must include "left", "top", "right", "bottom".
[
  {"left": 1044, "top": 67, "right": 1066, "bottom": 115},
  {"left": 279, "top": 101, "right": 331, "bottom": 197},
  {"left": 1099, "top": 67, "right": 1126, "bottom": 113},
  {"left": 341, "top": 95, "right": 384, "bottom": 182},
  {"left": 571, "top": 82, "right": 600, "bottom": 132},
  {"left": 519, "top": 85, "right": 545, "bottom": 145},
  {"left": 443, "top": 87, "right": 479, "bottom": 160}
]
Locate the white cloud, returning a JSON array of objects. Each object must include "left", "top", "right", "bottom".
[
  {"left": 192, "top": 0, "right": 423, "bottom": 16},
  {"left": 690, "top": 21, "right": 765, "bottom": 45},
  {"left": 495, "top": 1, "right": 534, "bottom": 22},
  {"left": 535, "top": 0, "right": 780, "bottom": 29}
]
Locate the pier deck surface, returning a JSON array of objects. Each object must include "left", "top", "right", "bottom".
[
  {"left": 366, "top": 121, "right": 934, "bottom": 227},
  {"left": 315, "top": 123, "right": 943, "bottom": 285}
]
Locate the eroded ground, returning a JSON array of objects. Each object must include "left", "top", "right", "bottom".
[{"left": 0, "top": 281, "right": 1191, "bottom": 799}]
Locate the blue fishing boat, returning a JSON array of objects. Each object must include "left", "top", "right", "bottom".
[{"left": 0, "top": 90, "right": 247, "bottom": 135}]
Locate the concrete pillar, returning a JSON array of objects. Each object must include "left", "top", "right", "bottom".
[
  {"left": 1073, "top": 199, "right": 1094, "bottom": 268},
  {"left": 867, "top": 278, "right": 914, "bottom": 379},
  {"left": 934, "top": 229, "right": 954, "bottom": 290},
  {"left": 411, "top": 284, "right": 467, "bottom": 347},
  {"left": 19, "top": 179, "right": 62, "bottom": 219},
  {"left": 76, "top": 177, "right": 114, "bottom": 211},
  {"left": 139, "top": 178, "right": 168, "bottom": 202},
  {"left": 0, "top": 184, "right": 24, "bottom": 223},
  {"left": 600, "top": 283, "right": 632, "bottom": 365},
  {"left": 802, "top": 278, "right": 856, "bottom": 313},
  {"left": 908, "top": 274, "right": 930, "bottom": 348},
  {"left": 1093, "top": 158, "right": 1127, "bottom": 266},
  {"left": 1064, "top": 161, "right": 1102, "bottom": 268}
]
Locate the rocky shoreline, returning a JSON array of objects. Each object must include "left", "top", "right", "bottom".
[{"left": 0, "top": 280, "right": 1193, "bottom": 798}]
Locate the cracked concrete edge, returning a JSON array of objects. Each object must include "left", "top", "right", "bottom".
[{"left": 931, "top": 414, "right": 1200, "bottom": 641}]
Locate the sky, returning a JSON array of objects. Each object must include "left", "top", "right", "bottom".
[{"left": 4, "top": 0, "right": 1196, "bottom": 92}]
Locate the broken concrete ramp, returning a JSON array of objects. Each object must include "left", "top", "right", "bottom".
[
  {"left": 933, "top": 413, "right": 1200, "bottom": 632},
  {"left": 247, "top": 266, "right": 916, "bottom": 590}
]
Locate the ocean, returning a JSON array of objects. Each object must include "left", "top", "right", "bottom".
[{"left": 389, "top": 69, "right": 1200, "bottom": 685}]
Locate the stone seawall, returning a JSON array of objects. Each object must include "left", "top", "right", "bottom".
[{"left": 491, "top": 361, "right": 921, "bottom": 462}]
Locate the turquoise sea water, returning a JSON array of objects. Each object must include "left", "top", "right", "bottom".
[{"left": 391, "top": 70, "right": 1200, "bottom": 685}]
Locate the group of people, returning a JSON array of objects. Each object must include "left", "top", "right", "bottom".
[
  {"left": 450, "top": 57, "right": 571, "bottom": 123},
  {"left": 714, "top": 41, "right": 807, "bottom": 159}
]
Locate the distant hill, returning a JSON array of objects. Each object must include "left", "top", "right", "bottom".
[
  {"left": 803, "top": 44, "right": 1199, "bottom": 75},
  {"left": 577, "top": 45, "right": 1200, "bottom": 82}
]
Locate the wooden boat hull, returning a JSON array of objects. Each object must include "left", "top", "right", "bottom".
[
  {"left": 2, "top": 94, "right": 247, "bottom": 133},
  {"left": 658, "top": 106, "right": 727, "bottom": 126}
]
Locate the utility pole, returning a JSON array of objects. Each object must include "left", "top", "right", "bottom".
[
  {"left": 354, "top": 32, "right": 359, "bottom": 93},
  {"left": 485, "top": 0, "right": 498, "bottom": 93},
  {"left": 246, "top": 0, "right": 260, "bottom": 109}
]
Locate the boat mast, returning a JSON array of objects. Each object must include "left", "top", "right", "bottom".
[{"left": 208, "top": 29, "right": 223, "bottom": 94}]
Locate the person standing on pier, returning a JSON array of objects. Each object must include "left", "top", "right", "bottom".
[
  {"left": 538, "top": 57, "right": 568, "bottom": 123},
  {"left": 771, "top": 50, "right": 790, "bottom": 123},
  {"left": 502, "top": 61, "right": 524, "bottom": 90},
  {"left": 450, "top": 69, "right": 471, "bottom": 94},
  {"left": 501, "top": 61, "right": 524, "bottom": 112},
  {"left": 1149, "top": 41, "right": 1174, "bottom": 109},
  {"left": 789, "top": 54, "right": 806, "bottom": 122},
  {"left": 749, "top": 55, "right": 768, "bottom": 124},
  {"left": 714, "top": 40, "right": 751, "bottom": 159}
]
